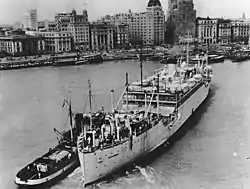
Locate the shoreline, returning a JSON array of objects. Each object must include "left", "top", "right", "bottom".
[{"left": 0, "top": 55, "right": 137, "bottom": 71}]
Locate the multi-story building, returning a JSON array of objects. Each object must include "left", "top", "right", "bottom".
[
  {"left": 23, "top": 9, "right": 38, "bottom": 31},
  {"left": 218, "top": 19, "right": 232, "bottom": 44},
  {"left": 100, "top": 13, "right": 135, "bottom": 44},
  {"left": 67, "top": 10, "right": 90, "bottom": 50},
  {"left": 196, "top": 17, "right": 218, "bottom": 44},
  {"left": 100, "top": 0, "right": 165, "bottom": 46},
  {"left": 231, "top": 19, "right": 250, "bottom": 43},
  {"left": 38, "top": 20, "right": 57, "bottom": 32},
  {"left": 55, "top": 12, "right": 72, "bottom": 32},
  {"left": 38, "top": 21, "right": 45, "bottom": 30},
  {"left": 26, "top": 31, "right": 73, "bottom": 53},
  {"left": 90, "top": 22, "right": 115, "bottom": 51},
  {"left": 114, "top": 23, "right": 130, "bottom": 48},
  {"left": 166, "top": 0, "right": 196, "bottom": 43},
  {"left": 145, "top": 0, "right": 165, "bottom": 45},
  {"left": 55, "top": 9, "right": 90, "bottom": 50},
  {"left": 0, "top": 30, "right": 45, "bottom": 55},
  {"left": 100, "top": 10, "right": 133, "bottom": 25}
]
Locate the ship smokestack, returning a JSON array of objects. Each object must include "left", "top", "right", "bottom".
[{"left": 166, "top": 56, "right": 178, "bottom": 75}]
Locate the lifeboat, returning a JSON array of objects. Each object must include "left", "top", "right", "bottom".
[
  {"left": 187, "top": 78, "right": 196, "bottom": 88},
  {"left": 193, "top": 74, "right": 202, "bottom": 82}
]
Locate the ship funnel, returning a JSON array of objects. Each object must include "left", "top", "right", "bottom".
[
  {"left": 75, "top": 113, "right": 84, "bottom": 136},
  {"left": 166, "top": 56, "right": 177, "bottom": 75}
]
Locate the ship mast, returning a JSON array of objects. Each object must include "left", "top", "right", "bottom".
[
  {"left": 69, "top": 90, "right": 73, "bottom": 143},
  {"left": 88, "top": 79, "right": 92, "bottom": 129},
  {"left": 157, "top": 74, "right": 160, "bottom": 117},
  {"left": 206, "top": 41, "right": 209, "bottom": 65},
  {"left": 61, "top": 91, "right": 73, "bottom": 143},
  {"left": 140, "top": 42, "right": 143, "bottom": 89},
  {"left": 186, "top": 30, "right": 190, "bottom": 65},
  {"left": 111, "top": 89, "right": 114, "bottom": 111},
  {"left": 126, "top": 73, "right": 129, "bottom": 112}
]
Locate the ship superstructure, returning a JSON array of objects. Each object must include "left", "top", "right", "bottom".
[{"left": 76, "top": 54, "right": 213, "bottom": 187}]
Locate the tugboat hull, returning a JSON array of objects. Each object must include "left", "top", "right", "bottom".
[{"left": 15, "top": 160, "right": 79, "bottom": 186}]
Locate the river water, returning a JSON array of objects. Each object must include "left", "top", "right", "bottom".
[{"left": 0, "top": 60, "right": 250, "bottom": 189}]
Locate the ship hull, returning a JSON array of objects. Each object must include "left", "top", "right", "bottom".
[
  {"left": 78, "top": 82, "right": 211, "bottom": 186},
  {"left": 209, "top": 56, "right": 225, "bottom": 64}
]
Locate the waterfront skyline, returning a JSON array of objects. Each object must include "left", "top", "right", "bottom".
[{"left": 0, "top": 0, "right": 249, "bottom": 24}]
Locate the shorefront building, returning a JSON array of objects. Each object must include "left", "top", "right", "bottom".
[
  {"left": 55, "top": 9, "right": 90, "bottom": 50},
  {"left": 218, "top": 19, "right": 232, "bottom": 44},
  {"left": 90, "top": 22, "right": 115, "bottom": 51},
  {"left": 0, "top": 30, "right": 45, "bottom": 56},
  {"left": 100, "top": 0, "right": 165, "bottom": 46},
  {"left": 114, "top": 23, "right": 130, "bottom": 48},
  {"left": 26, "top": 31, "right": 73, "bottom": 53},
  {"left": 231, "top": 19, "right": 250, "bottom": 43},
  {"left": 196, "top": 17, "right": 218, "bottom": 44}
]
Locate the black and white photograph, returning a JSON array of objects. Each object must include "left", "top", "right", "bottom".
[{"left": 0, "top": 0, "right": 249, "bottom": 188}]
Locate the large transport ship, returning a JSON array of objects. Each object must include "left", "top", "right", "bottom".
[{"left": 76, "top": 51, "right": 214, "bottom": 186}]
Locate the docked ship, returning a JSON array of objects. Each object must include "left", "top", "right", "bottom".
[
  {"left": 75, "top": 57, "right": 88, "bottom": 65},
  {"left": 76, "top": 52, "right": 213, "bottom": 186},
  {"left": 15, "top": 98, "right": 83, "bottom": 186},
  {"left": 52, "top": 58, "right": 77, "bottom": 67},
  {"left": 83, "top": 54, "right": 104, "bottom": 64},
  {"left": 208, "top": 54, "right": 225, "bottom": 64}
]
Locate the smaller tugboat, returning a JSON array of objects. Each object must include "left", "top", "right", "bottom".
[
  {"left": 15, "top": 141, "right": 79, "bottom": 186},
  {"left": 15, "top": 96, "right": 83, "bottom": 186}
]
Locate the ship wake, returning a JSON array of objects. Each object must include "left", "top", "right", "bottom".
[{"left": 135, "top": 165, "right": 177, "bottom": 189}]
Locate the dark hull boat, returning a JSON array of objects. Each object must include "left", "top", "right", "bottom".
[
  {"left": 208, "top": 55, "right": 225, "bottom": 64},
  {"left": 146, "top": 56, "right": 161, "bottom": 61},
  {"left": 75, "top": 59, "right": 88, "bottom": 65},
  {"left": 52, "top": 59, "right": 77, "bottom": 67},
  {"left": 15, "top": 98, "right": 85, "bottom": 187},
  {"left": 15, "top": 142, "right": 79, "bottom": 186},
  {"left": 83, "top": 54, "right": 104, "bottom": 64},
  {"left": 231, "top": 56, "right": 247, "bottom": 62}
]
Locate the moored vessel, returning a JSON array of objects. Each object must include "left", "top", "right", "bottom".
[
  {"left": 52, "top": 58, "right": 77, "bottom": 67},
  {"left": 208, "top": 54, "right": 225, "bottom": 63},
  {"left": 76, "top": 57, "right": 88, "bottom": 65},
  {"left": 83, "top": 54, "right": 104, "bottom": 64}
]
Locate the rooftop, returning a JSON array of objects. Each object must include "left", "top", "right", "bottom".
[
  {"left": 0, "top": 34, "right": 44, "bottom": 40},
  {"left": 197, "top": 17, "right": 218, "bottom": 20},
  {"left": 147, "top": 0, "right": 162, "bottom": 7}
]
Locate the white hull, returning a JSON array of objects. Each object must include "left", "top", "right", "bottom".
[
  {"left": 15, "top": 160, "right": 78, "bottom": 186},
  {"left": 78, "top": 82, "right": 210, "bottom": 186}
]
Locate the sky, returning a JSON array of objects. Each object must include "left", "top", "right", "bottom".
[{"left": 0, "top": 0, "right": 249, "bottom": 24}]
